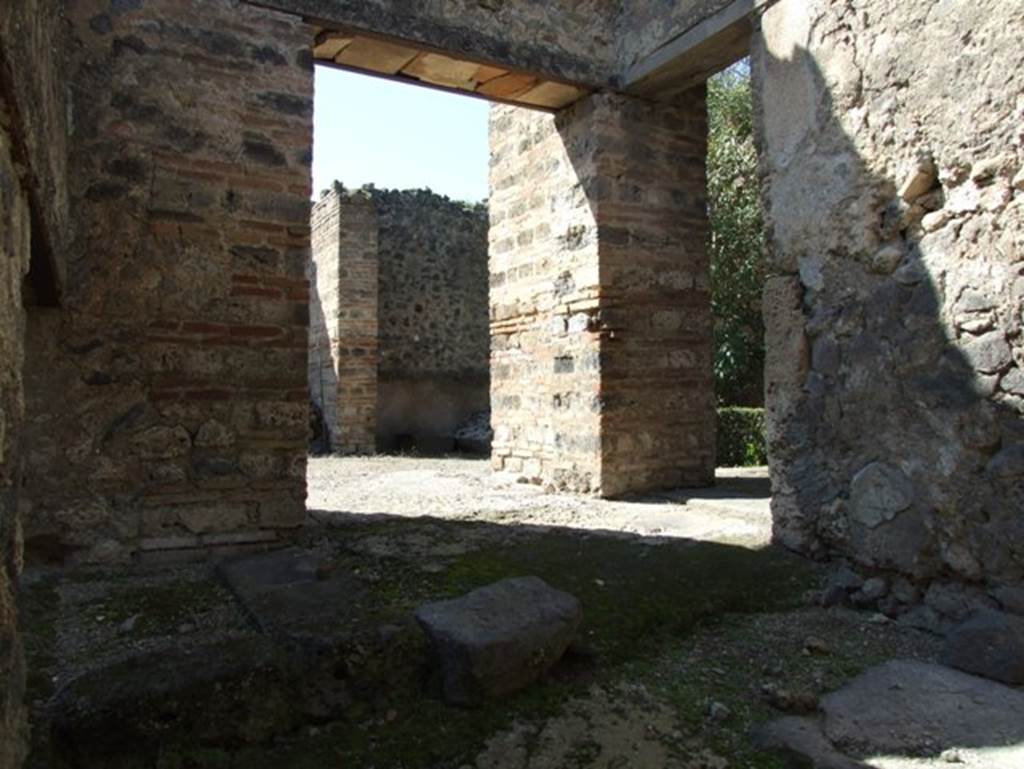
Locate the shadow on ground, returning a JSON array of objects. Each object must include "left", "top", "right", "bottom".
[{"left": 18, "top": 511, "right": 957, "bottom": 769}]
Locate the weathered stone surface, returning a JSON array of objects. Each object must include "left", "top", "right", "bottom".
[
  {"left": 0, "top": 99, "right": 32, "bottom": 769},
  {"left": 821, "top": 660, "right": 1024, "bottom": 758},
  {"left": 851, "top": 576, "right": 888, "bottom": 607},
  {"left": 991, "top": 584, "right": 1024, "bottom": 616},
  {"left": 309, "top": 188, "right": 378, "bottom": 455},
  {"left": 755, "top": 0, "right": 1024, "bottom": 596},
  {"left": 0, "top": 0, "right": 68, "bottom": 756},
  {"left": 0, "top": 0, "right": 69, "bottom": 292},
  {"left": 0, "top": 3, "right": 1020, "bottom": 743},
  {"left": 415, "top": 576, "right": 582, "bottom": 705},
  {"left": 941, "top": 610, "right": 1024, "bottom": 685},
  {"left": 243, "top": 0, "right": 619, "bottom": 87},
  {"left": 760, "top": 661, "right": 1024, "bottom": 768},
  {"left": 924, "top": 581, "right": 998, "bottom": 624},
  {"left": 849, "top": 463, "right": 913, "bottom": 529},
  {"left": 309, "top": 186, "right": 489, "bottom": 454}
]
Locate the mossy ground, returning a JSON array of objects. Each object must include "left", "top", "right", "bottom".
[{"left": 20, "top": 515, "right": 941, "bottom": 769}]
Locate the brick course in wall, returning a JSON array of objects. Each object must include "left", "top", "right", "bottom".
[
  {"left": 489, "top": 91, "right": 714, "bottom": 496},
  {"left": 309, "top": 187, "right": 378, "bottom": 454},
  {"left": 21, "top": 0, "right": 316, "bottom": 563}
]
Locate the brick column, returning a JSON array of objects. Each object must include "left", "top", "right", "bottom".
[
  {"left": 489, "top": 90, "right": 714, "bottom": 497},
  {"left": 309, "top": 188, "right": 378, "bottom": 454}
]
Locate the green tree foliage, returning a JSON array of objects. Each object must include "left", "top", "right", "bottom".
[
  {"left": 716, "top": 407, "right": 767, "bottom": 467},
  {"left": 707, "top": 66, "right": 765, "bottom": 406}
]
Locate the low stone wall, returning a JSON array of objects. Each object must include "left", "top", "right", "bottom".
[
  {"left": 754, "top": 0, "right": 1024, "bottom": 620},
  {"left": 309, "top": 186, "right": 489, "bottom": 454}
]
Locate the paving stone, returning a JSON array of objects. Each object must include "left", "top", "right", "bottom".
[
  {"left": 821, "top": 659, "right": 1024, "bottom": 758},
  {"left": 760, "top": 660, "right": 1024, "bottom": 768}
]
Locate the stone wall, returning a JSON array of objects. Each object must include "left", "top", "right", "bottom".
[
  {"left": 754, "top": 0, "right": 1024, "bottom": 619},
  {"left": 376, "top": 189, "right": 489, "bottom": 450},
  {"left": 0, "top": 1, "right": 67, "bottom": 764},
  {"left": 0, "top": 113, "right": 31, "bottom": 769},
  {"left": 22, "top": 0, "right": 316, "bottom": 564},
  {"left": 309, "top": 188, "right": 378, "bottom": 454},
  {"left": 245, "top": 0, "right": 619, "bottom": 87},
  {"left": 309, "top": 186, "right": 489, "bottom": 453},
  {"left": 0, "top": 0, "right": 70, "bottom": 293},
  {"left": 489, "top": 102, "right": 606, "bottom": 490},
  {"left": 489, "top": 91, "right": 714, "bottom": 496}
]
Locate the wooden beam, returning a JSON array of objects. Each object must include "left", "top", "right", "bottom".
[
  {"left": 314, "top": 59, "right": 565, "bottom": 114},
  {"left": 334, "top": 36, "right": 419, "bottom": 75},
  {"left": 402, "top": 52, "right": 482, "bottom": 91}
]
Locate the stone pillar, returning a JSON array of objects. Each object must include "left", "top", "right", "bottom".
[
  {"left": 309, "top": 188, "right": 378, "bottom": 454},
  {"left": 489, "top": 90, "right": 714, "bottom": 497}
]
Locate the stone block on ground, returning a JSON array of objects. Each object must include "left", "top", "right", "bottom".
[
  {"left": 415, "top": 576, "right": 582, "bottom": 706},
  {"left": 217, "top": 548, "right": 368, "bottom": 639},
  {"left": 940, "top": 609, "right": 1024, "bottom": 685}
]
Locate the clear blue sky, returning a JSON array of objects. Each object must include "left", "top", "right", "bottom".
[{"left": 312, "top": 66, "right": 490, "bottom": 203}]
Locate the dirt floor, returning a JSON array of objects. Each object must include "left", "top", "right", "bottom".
[
  {"left": 307, "top": 455, "right": 774, "bottom": 547},
  {"left": 19, "top": 456, "right": 950, "bottom": 769}
]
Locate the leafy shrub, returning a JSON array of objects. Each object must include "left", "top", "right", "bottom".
[
  {"left": 716, "top": 407, "right": 767, "bottom": 467},
  {"left": 708, "top": 65, "right": 765, "bottom": 407}
]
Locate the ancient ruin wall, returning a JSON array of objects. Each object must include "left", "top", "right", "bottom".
[
  {"left": 755, "top": 0, "right": 1024, "bottom": 614},
  {"left": 490, "top": 92, "right": 714, "bottom": 495},
  {"left": 615, "top": 0, "right": 736, "bottom": 74},
  {"left": 244, "top": 0, "right": 619, "bottom": 87},
  {"left": 309, "top": 188, "right": 378, "bottom": 454},
  {"left": 308, "top": 187, "right": 489, "bottom": 452},
  {"left": 489, "top": 102, "right": 606, "bottom": 491},
  {"left": 0, "top": 0, "right": 70, "bottom": 290},
  {"left": 0, "top": 1, "right": 68, "bottom": 762},
  {"left": 375, "top": 189, "right": 489, "bottom": 449},
  {"left": 22, "top": 0, "right": 316, "bottom": 564},
  {"left": 0, "top": 116, "right": 31, "bottom": 769},
  {"left": 595, "top": 90, "right": 715, "bottom": 494}
]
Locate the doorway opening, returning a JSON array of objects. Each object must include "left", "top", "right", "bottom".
[{"left": 308, "top": 65, "right": 492, "bottom": 458}]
